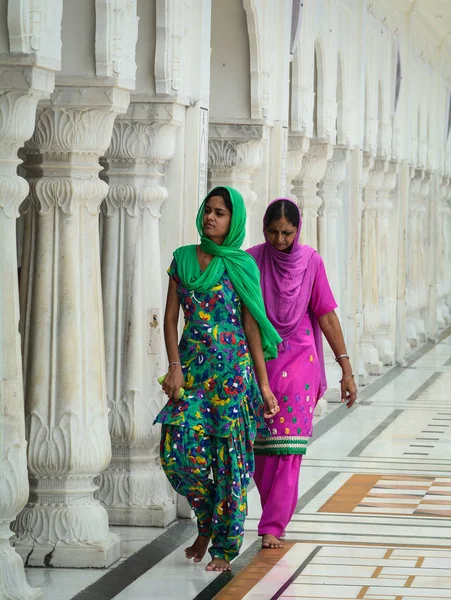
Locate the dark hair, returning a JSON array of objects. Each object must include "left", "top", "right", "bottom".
[
  {"left": 264, "top": 199, "right": 299, "bottom": 229},
  {"left": 205, "top": 187, "right": 233, "bottom": 215}
]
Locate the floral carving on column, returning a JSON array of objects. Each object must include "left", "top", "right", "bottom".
[
  {"left": 208, "top": 124, "right": 266, "bottom": 248},
  {"left": 290, "top": 141, "right": 333, "bottom": 250},
  {"left": 406, "top": 169, "right": 430, "bottom": 349},
  {"left": 0, "top": 0, "right": 63, "bottom": 593},
  {"left": 287, "top": 135, "right": 310, "bottom": 200},
  {"left": 14, "top": 86, "right": 130, "bottom": 568},
  {"left": 360, "top": 157, "right": 388, "bottom": 375},
  {"left": 357, "top": 153, "right": 374, "bottom": 385},
  {"left": 437, "top": 177, "right": 451, "bottom": 327},
  {"left": 374, "top": 160, "right": 399, "bottom": 365},
  {"left": 0, "top": 71, "right": 56, "bottom": 600},
  {"left": 317, "top": 146, "right": 349, "bottom": 396},
  {"left": 95, "top": 102, "right": 183, "bottom": 526},
  {"left": 405, "top": 168, "right": 424, "bottom": 349}
]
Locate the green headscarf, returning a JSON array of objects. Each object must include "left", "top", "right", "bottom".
[{"left": 173, "top": 186, "right": 281, "bottom": 360}]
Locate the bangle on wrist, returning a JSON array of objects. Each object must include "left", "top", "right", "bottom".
[
  {"left": 168, "top": 361, "right": 182, "bottom": 368},
  {"left": 335, "top": 354, "right": 349, "bottom": 362},
  {"left": 339, "top": 374, "right": 354, "bottom": 383}
]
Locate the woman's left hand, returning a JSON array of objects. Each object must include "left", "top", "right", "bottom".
[
  {"left": 261, "top": 385, "right": 280, "bottom": 419},
  {"left": 341, "top": 375, "right": 357, "bottom": 408}
]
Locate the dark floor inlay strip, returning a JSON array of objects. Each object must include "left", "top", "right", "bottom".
[
  {"left": 348, "top": 410, "right": 403, "bottom": 457},
  {"left": 406, "top": 372, "right": 443, "bottom": 401},
  {"left": 271, "top": 546, "right": 322, "bottom": 600},
  {"left": 416, "top": 438, "right": 440, "bottom": 441},
  {"left": 192, "top": 539, "right": 262, "bottom": 600},
  {"left": 403, "top": 452, "right": 429, "bottom": 455},
  {"left": 422, "top": 430, "right": 445, "bottom": 434},
  {"left": 410, "top": 444, "right": 434, "bottom": 448},
  {"left": 70, "top": 521, "right": 197, "bottom": 600},
  {"left": 443, "top": 356, "right": 451, "bottom": 367}
]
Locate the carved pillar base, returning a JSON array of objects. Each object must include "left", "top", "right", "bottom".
[
  {"left": 360, "top": 339, "right": 383, "bottom": 376},
  {"left": 373, "top": 332, "right": 394, "bottom": 366}
]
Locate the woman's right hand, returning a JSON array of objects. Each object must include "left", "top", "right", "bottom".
[{"left": 161, "top": 365, "right": 185, "bottom": 400}]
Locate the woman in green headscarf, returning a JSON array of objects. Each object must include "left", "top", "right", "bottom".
[{"left": 155, "top": 186, "right": 281, "bottom": 571}]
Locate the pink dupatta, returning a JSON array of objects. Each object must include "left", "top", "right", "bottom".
[{"left": 247, "top": 198, "right": 328, "bottom": 399}]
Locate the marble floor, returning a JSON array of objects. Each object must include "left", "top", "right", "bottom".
[{"left": 23, "top": 331, "right": 451, "bottom": 600}]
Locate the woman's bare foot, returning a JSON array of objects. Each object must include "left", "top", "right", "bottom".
[
  {"left": 205, "top": 557, "right": 231, "bottom": 571},
  {"left": 261, "top": 534, "right": 284, "bottom": 549},
  {"left": 185, "top": 535, "right": 210, "bottom": 562}
]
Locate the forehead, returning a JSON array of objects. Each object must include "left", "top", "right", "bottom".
[
  {"left": 266, "top": 216, "right": 296, "bottom": 230},
  {"left": 205, "top": 195, "right": 228, "bottom": 211}
]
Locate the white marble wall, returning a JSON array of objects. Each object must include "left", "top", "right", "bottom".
[{"left": 0, "top": 0, "right": 451, "bottom": 589}]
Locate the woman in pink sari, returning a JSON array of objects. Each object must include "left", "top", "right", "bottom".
[{"left": 247, "top": 198, "right": 357, "bottom": 549}]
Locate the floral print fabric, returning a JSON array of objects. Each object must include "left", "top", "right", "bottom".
[
  {"left": 154, "top": 259, "right": 266, "bottom": 438},
  {"left": 160, "top": 421, "right": 254, "bottom": 560}
]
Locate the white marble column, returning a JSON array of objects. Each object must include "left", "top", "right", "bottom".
[
  {"left": 374, "top": 161, "right": 399, "bottom": 365},
  {"left": 360, "top": 157, "right": 387, "bottom": 375},
  {"left": 318, "top": 147, "right": 349, "bottom": 398},
  {"left": 357, "top": 154, "right": 374, "bottom": 384},
  {"left": 415, "top": 172, "right": 431, "bottom": 340},
  {"left": 0, "top": 66, "right": 54, "bottom": 600},
  {"left": 406, "top": 169, "right": 430, "bottom": 349},
  {"left": 14, "top": 87, "right": 130, "bottom": 568},
  {"left": 208, "top": 124, "right": 266, "bottom": 248},
  {"left": 95, "top": 102, "right": 182, "bottom": 527},
  {"left": 436, "top": 177, "right": 450, "bottom": 329},
  {"left": 405, "top": 169, "right": 424, "bottom": 349},
  {"left": 291, "top": 141, "right": 333, "bottom": 250},
  {"left": 445, "top": 178, "right": 451, "bottom": 322}
]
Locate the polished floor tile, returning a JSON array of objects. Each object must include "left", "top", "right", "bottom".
[{"left": 22, "top": 333, "right": 451, "bottom": 600}]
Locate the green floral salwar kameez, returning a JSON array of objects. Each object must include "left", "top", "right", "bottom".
[{"left": 155, "top": 260, "right": 267, "bottom": 561}]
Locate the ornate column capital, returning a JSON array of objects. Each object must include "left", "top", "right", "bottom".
[
  {"left": 208, "top": 124, "right": 267, "bottom": 242},
  {"left": 30, "top": 86, "right": 130, "bottom": 155},
  {"left": 101, "top": 102, "right": 183, "bottom": 218},
  {"left": 318, "top": 146, "right": 349, "bottom": 216},
  {"left": 208, "top": 138, "right": 265, "bottom": 174},
  {"left": 287, "top": 135, "right": 310, "bottom": 189},
  {"left": 364, "top": 157, "right": 388, "bottom": 210},
  {"left": 360, "top": 152, "right": 375, "bottom": 194},
  {"left": 0, "top": 68, "right": 55, "bottom": 219},
  {"left": 320, "top": 147, "right": 349, "bottom": 184},
  {"left": 297, "top": 141, "right": 333, "bottom": 185},
  {"left": 378, "top": 160, "right": 399, "bottom": 214}
]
